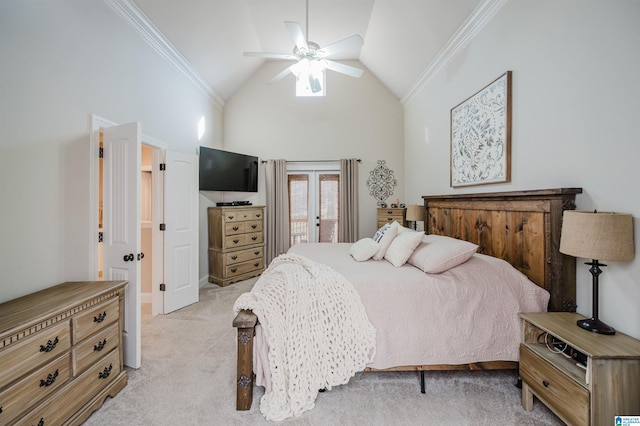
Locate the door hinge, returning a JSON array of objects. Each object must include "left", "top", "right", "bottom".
[
  {"left": 159, "top": 223, "right": 166, "bottom": 231},
  {"left": 160, "top": 283, "right": 166, "bottom": 291},
  {"left": 99, "top": 147, "right": 104, "bottom": 158},
  {"left": 159, "top": 163, "right": 166, "bottom": 171},
  {"left": 98, "top": 231, "right": 103, "bottom": 243}
]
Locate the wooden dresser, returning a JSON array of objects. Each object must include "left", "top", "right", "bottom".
[
  {"left": 0, "top": 281, "right": 128, "bottom": 425},
  {"left": 520, "top": 312, "right": 640, "bottom": 425},
  {"left": 208, "top": 206, "right": 265, "bottom": 286},
  {"left": 377, "top": 207, "right": 407, "bottom": 228}
]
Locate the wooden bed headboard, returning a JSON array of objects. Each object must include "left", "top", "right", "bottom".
[{"left": 423, "top": 188, "right": 582, "bottom": 312}]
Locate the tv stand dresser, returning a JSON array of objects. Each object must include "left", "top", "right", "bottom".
[
  {"left": 208, "top": 206, "right": 265, "bottom": 286},
  {"left": 0, "top": 281, "right": 128, "bottom": 425}
]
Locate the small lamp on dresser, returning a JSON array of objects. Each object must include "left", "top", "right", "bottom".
[
  {"left": 559, "top": 210, "right": 635, "bottom": 335},
  {"left": 406, "top": 204, "right": 426, "bottom": 230}
]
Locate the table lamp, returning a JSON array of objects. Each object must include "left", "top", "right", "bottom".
[
  {"left": 559, "top": 210, "right": 635, "bottom": 335},
  {"left": 406, "top": 204, "right": 426, "bottom": 230}
]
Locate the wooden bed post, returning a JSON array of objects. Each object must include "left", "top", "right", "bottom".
[{"left": 233, "top": 309, "right": 258, "bottom": 410}]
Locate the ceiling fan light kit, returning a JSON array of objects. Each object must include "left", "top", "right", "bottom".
[{"left": 243, "top": 1, "right": 364, "bottom": 94}]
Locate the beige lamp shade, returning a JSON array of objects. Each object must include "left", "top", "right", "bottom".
[
  {"left": 406, "top": 204, "right": 426, "bottom": 222},
  {"left": 560, "top": 210, "right": 635, "bottom": 261}
]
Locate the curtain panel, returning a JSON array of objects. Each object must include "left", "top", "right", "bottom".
[
  {"left": 339, "top": 158, "right": 359, "bottom": 242},
  {"left": 264, "top": 159, "right": 290, "bottom": 265}
]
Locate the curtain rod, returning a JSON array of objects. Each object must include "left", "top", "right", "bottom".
[{"left": 261, "top": 159, "right": 361, "bottom": 164}]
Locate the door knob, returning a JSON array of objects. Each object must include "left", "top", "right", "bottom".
[
  {"left": 137, "top": 252, "right": 145, "bottom": 261},
  {"left": 123, "top": 253, "right": 134, "bottom": 262}
]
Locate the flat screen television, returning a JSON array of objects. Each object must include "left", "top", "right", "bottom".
[{"left": 199, "top": 147, "right": 259, "bottom": 192}]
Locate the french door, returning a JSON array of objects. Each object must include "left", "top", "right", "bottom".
[{"left": 288, "top": 165, "right": 340, "bottom": 244}]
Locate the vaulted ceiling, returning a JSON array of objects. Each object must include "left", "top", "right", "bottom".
[{"left": 123, "top": 0, "right": 487, "bottom": 104}]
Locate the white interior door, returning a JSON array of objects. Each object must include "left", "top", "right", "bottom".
[
  {"left": 162, "top": 150, "right": 199, "bottom": 313},
  {"left": 102, "top": 122, "right": 142, "bottom": 369}
]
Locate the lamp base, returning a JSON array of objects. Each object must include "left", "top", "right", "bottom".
[{"left": 577, "top": 317, "right": 615, "bottom": 335}]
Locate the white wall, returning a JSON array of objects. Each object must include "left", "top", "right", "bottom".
[
  {"left": 0, "top": 0, "right": 222, "bottom": 302},
  {"left": 403, "top": 0, "right": 640, "bottom": 338},
  {"left": 223, "top": 60, "right": 404, "bottom": 238}
]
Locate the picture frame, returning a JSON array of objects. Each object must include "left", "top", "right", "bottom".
[{"left": 450, "top": 71, "right": 512, "bottom": 187}]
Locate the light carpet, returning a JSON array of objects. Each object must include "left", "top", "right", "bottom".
[{"left": 83, "top": 278, "right": 563, "bottom": 425}]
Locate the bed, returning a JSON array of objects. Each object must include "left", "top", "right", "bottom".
[{"left": 232, "top": 188, "right": 582, "bottom": 413}]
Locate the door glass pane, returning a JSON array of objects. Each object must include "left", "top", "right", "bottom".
[
  {"left": 288, "top": 174, "right": 309, "bottom": 245},
  {"left": 319, "top": 174, "right": 339, "bottom": 243}
]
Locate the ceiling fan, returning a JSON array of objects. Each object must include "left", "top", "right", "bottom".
[{"left": 243, "top": 1, "right": 364, "bottom": 86}]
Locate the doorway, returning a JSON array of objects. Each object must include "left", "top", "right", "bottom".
[
  {"left": 90, "top": 115, "right": 199, "bottom": 369},
  {"left": 98, "top": 133, "right": 159, "bottom": 323},
  {"left": 287, "top": 162, "right": 340, "bottom": 244}
]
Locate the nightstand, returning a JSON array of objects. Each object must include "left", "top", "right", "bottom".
[
  {"left": 519, "top": 312, "right": 640, "bottom": 425},
  {"left": 377, "top": 207, "right": 406, "bottom": 228}
]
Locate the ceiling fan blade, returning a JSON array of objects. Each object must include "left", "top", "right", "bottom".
[
  {"left": 317, "top": 34, "right": 364, "bottom": 58},
  {"left": 267, "top": 64, "right": 297, "bottom": 85},
  {"left": 243, "top": 52, "right": 297, "bottom": 60},
  {"left": 285, "top": 21, "right": 308, "bottom": 52},
  {"left": 321, "top": 60, "right": 364, "bottom": 78}
]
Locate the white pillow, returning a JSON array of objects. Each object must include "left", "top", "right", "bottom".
[
  {"left": 384, "top": 230, "right": 424, "bottom": 267},
  {"left": 372, "top": 223, "right": 399, "bottom": 261},
  {"left": 349, "top": 238, "right": 380, "bottom": 262},
  {"left": 408, "top": 234, "right": 478, "bottom": 273}
]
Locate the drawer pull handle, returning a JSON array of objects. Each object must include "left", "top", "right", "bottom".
[
  {"left": 231, "top": 268, "right": 238, "bottom": 273},
  {"left": 251, "top": 225, "right": 257, "bottom": 229},
  {"left": 254, "top": 263, "right": 259, "bottom": 267},
  {"left": 233, "top": 239, "right": 240, "bottom": 244},
  {"left": 542, "top": 380, "right": 549, "bottom": 388},
  {"left": 94, "top": 311, "right": 107, "bottom": 323},
  {"left": 94, "top": 338, "right": 107, "bottom": 351},
  {"left": 256, "top": 214, "right": 261, "bottom": 218},
  {"left": 254, "top": 251, "right": 260, "bottom": 255},
  {"left": 98, "top": 364, "right": 113, "bottom": 379},
  {"left": 35, "top": 418, "right": 44, "bottom": 426},
  {"left": 39, "top": 336, "right": 59, "bottom": 352},
  {"left": 251, "top": 236, "right": 257, "bottom": 241},
  {"left": 227, "top": 215, "right": 234, "bottom": 220},
  {"left": 233, "top": 226, "right": 239, "bottom": 231},
  {"left": 39, "top": 369, "right": 59, "bottom": 387},
  {"left": 231, "top": 255, "right": 238, "bottom": 260}
]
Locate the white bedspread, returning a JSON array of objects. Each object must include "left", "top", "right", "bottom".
[
  {"left": 233, "top": 253, "right": 376, "bottom": 421},
  {"left": 287, "top": 243, "right": 549, "bottom": 369}
]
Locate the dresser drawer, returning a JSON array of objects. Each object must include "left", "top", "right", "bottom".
[
  {"left": 225, "top": 221, "right": 246, "bottom": 235},
  {"left": 72, "top": 322, "right": 120, "bottom": 375},
  {"left": 225, "top": 234, "right": 248, "bottom": 249},
  {"left": 227, "top": 258, "right": 264, "bottom": 278},
  {"left": 17, "top": 349, "right": 121, "bottom": 426},
  {"left": 226, "top": 247, "right": 264, "bottom": 265},
  {"left": 72, "top": 298, "right": 119, "bottom": 344},
  {"left": 0, "top": 320, "right": 71, "bottom": 387},
  {"left": 520, "top": 344, "right": 589, "bottom": 426},
  {"left": 223, "top": 209, "right": 262, "bottom": 223},
  {"left": 224, "top": 232, "right": 263, "bottom": 249},
  {"left": 245, "top": 231, "right": 263, "bottom": 245},
  {"left": 0, "top": 353, "right": 71, "bottom": 424},
  {"left": 245, "top": 220, "right": 263, "bottom": 233}
]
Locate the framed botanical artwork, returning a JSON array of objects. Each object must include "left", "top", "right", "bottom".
[{"left": 450, "top": 71, "right": 512, "bottom": 187}]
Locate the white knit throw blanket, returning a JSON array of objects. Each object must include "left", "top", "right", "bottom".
[{"left": 233, "top": 253, "right": 376, "bottom": 421}]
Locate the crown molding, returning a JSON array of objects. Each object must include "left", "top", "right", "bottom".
[
  {"left": 103, "top": 0, "right": 225, "bottom": 110},
  {"left": 400, "top": 0, "right": 508, "bottom": 106}
]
